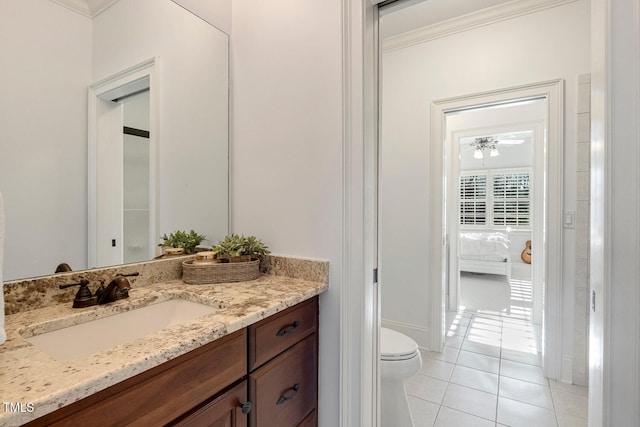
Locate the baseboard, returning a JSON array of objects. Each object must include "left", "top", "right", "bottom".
[{"left": 381, "top": 319, "right": 431, "bottom": 351}]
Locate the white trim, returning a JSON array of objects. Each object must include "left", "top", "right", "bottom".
[
  {"left": 588, "top": 0, "right": 608, "bottom": 422},
  {"left": 431, "top": 80, "right": 564, "bottom": 378},
  {"left": 88, "top": 58, "right": 158, "bottom": 268},
  {"left": 590, "top": 0, "right": 640, "bottom": 424},
  {"left": 632, "top": 5, "right": 640, "bottom": 425},
  {"left": 383, "top": 0, "right": 579, "bottom": 52},
  {"left": 341, "top": 0, "right": 378, "bottom": 426},
  {"left": 49, "top": 0, "right": 118, "bottom": 18},
  {"left": 635, "top": 3, "right": 640, "bottom": 424}
]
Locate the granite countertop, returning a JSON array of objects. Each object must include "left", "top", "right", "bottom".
[{"left": 0, "top": 274, "right": 328, "bottom": 426}]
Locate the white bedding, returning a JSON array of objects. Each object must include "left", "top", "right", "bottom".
[
  {"left": 459, "top": 232, "right": 510, "bottom": 261},
  {"left": 459, "top": 232, "right": 511, "bottom": 278}
]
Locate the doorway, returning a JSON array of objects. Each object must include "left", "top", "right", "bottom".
[
  {"left": 375, "top": 0, "right": 590, "bottom": 424},
  {"left": 445, "top": 99, "right": 544, "bottom": 324}
]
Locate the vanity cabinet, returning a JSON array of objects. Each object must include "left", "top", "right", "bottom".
[
  {"left": 26, "top": 329, "right": 248, "bottom": 427},
  {"left": 25, "top": 297, "right": 319, "bottom": 427},
  {"left": 248, "top": 297, "right": 319, "bottom": 426}
]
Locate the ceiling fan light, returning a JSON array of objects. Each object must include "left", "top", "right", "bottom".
[
  {"left": 473, "top": 147, "right": 484, "bottom": 159},
  {"left": 490, "top": 145, "right": 499, "bottom": 157}
]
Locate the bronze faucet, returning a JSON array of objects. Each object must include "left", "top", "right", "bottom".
[{"left": 59, "top": 273, "right": 139, "bottom": 308}]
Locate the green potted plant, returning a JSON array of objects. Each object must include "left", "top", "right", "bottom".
[
  {"left": 211, "top": 234, "right": 270, "bottom": 263},
  {"left": 158, "top": 230, "right": 206, "bottom": 255}
]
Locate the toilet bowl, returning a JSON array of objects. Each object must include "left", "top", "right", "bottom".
[{"left": 380, "top": 327, "right": 422, "bottom": 427}]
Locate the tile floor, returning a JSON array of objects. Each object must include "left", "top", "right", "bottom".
[{"left": 404, "top": 270, "right": 588, "bottom": 427}]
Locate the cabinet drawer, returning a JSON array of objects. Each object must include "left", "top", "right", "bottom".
[
  {"left": 249, "top": 297, "right": 317, "bottom": 371},
  {"left": 249, "top": 334, "right": 317, "bottom": 427},
  {"left": 297, "top": 409, "right": 317, "bottom": 427},
  {"left": 173, "top": 381, "right": 249, "bottom": 427},
  {"left": 28, "top": 329, "right": 247, "bottom": 427}
]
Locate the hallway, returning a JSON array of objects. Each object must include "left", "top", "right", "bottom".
[{"left": 406, "top": 272, "right": 588, "bottom": 426}]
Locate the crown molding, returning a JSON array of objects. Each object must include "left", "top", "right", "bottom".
[
  {"left": 49, "top": 0, "right": 119, "bottom": 18},
  {"left": 382, "top": 0, "right": 579, "bottom": 52}
]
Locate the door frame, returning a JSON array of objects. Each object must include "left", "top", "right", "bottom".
[
  {"left": 88, "top": 57, "right": 159, "bottom": 268},
  {"left": 430, "top": 80, "right": 564, "bottom": 380},
  {"left": 346, "top": 0, "right": 617, "bottom": 425}
]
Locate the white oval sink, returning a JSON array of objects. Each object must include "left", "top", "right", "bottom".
[{"left": 24, "top": 299, "right": 218, "bottom": 361}]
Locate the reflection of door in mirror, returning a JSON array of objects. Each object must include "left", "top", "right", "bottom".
[
  {"left": 123, "top": 91, "right": 151, "bottom": 264},
  {"left": 90, "top": 63, "right": 156, "bottom": 269},
  {"left": 95, "top": 91, "right": 153, "bottom": 267}
]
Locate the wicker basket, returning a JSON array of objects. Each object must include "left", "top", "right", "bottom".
[{"left": 182, "top": 258, "right": 260, "bottom": 284}]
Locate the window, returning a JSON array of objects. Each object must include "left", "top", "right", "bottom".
[
  {"left": 459, "top": 173, "right": 487, "bottom": 226},
  {"left": 459, "top": 169, "right": 531, "bottom": 228},
  {"left": 492, "top": 172, "right": 531, "bottom": 226}
]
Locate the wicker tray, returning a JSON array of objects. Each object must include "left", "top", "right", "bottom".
[{"left": 182, "top": 259, "right": 260, "bottom": 284}]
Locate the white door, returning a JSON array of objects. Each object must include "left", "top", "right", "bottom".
[{"left": 95, "top": 99, "right": 124, "bottom": 267}]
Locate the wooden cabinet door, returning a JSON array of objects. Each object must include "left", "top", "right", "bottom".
[
  {"left": 173, "top": 381, "right": 249, "bottom": 427},
  {"left": 249, "top": 334, "right": 317, "bottom": 427}
]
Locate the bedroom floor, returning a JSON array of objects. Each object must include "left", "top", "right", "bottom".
[{"left": 405, "top": 267, "right": 588, "bottom": 426}]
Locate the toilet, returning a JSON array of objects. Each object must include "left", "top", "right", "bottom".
[{"left": 380, "top": 327, "right": 422, "bottom": 427}]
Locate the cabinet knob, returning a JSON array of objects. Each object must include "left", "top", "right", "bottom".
[
  {"left": 240, "top": 401, "right": 252, "bottom": 414},
  {"left": 276, "top": 321, "right": 300, "bottom": 337}
]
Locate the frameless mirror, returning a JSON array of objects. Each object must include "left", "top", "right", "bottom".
[{"left": 0, "top": 0, "right": 229, "bottom": 281}]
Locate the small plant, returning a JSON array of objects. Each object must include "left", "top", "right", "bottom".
[
  {"left": 212, "top": 234, "right": 270, "bottom": 262},
  {"left": 159, "top": 230, "right": 206, "bottom": 255}
]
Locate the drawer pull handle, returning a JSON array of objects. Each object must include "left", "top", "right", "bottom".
[
  {"left": 240, "top": 401, "right": 253, "bottom": 414},
  {"left": 276, "top": 321, "right": 300, "bottom": 337},
  {"left": 276, "top": 384, "right": 300, "bottom": 405}
]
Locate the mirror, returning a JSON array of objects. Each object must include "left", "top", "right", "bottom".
[{"left": 0, "top": 0, "right": 229, "bottom": 281}]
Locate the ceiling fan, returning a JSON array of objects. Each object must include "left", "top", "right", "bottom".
[{"left": 469, "top": 135, "right": 525, "bottom": 159}]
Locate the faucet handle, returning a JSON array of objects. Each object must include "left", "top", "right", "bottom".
[
  {"left": 59, "top": 279, "right": 90, "bottom": 290},
  {"left": 117, "top": 272, "right": 139, "bottom": 278},
  {"left": 59, "top": 280, "right": 97, "bottom": 308}
]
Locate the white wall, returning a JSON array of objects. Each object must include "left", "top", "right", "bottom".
[
  {"left": 92, "top": 0, "right": 229, "bottom": 253},
  {"left": 172, "top": 0, "right": 231, "bottom": 34},
  {"left": 230, "top": 1, "right": 343, "bottom": 426},
  {"left": 379, "top": 0, "right": 590, "bottom": 379},
  {"left": 0, "top": 1, "right": 91, "bottom": 280}
]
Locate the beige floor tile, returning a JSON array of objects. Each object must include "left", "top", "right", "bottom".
[
  {"left": 456, "top": 350, "right": 500, "bottom": 374},
  {"left": 500, "top": 347, "right": 541, "bottom": 366},
  {"left": 406, "top": 373, "right": 449, "bottom": 404},
  {"left": 434, "top": 406, "right": 494, "bottom": 427},
  {"left": 442, "top": 383, "right": 497, "bottom": 421},
  {"left": 550, "top": 387, "right": 588, "bottom": 419},
  {"left": 499, "top": 376, "right": 553, "bottom": 409},
  {"left": 419, "top": 358, "right": 455, "bottom": 382},
  {"left": 461, "top": 339, "right": 501, "bottom": 358},
  {"left": 450, "top": 365, "right": 499, "bottom": 394},
  {"left": 408, "top": 396, "right": 440, "bottom": 427},
  {"left": 500, "top": 359, "right": 546, "bottom": 385},
  {"left": 556, "top": 412, "right": 588, "bottom": 427},
  {"left": 548, "top": 380, "right": 588, "bottom": 397},
  {"left": 444, "top": 335, "right": 464, "bottom": 349},
  {"left": 497, "top": 397, "right": 557, "bottom": 427}
]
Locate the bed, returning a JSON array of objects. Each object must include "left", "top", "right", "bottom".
[{"left": 458, "top": 231, "right": 511, "bottom": 279}]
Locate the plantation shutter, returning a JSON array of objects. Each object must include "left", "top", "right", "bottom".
[
  {"left": 492, "top": 172, "right": 531, "bottom": 226},
  {"left": 459, "top": 174, "right": 487, "bottom": 226}
]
